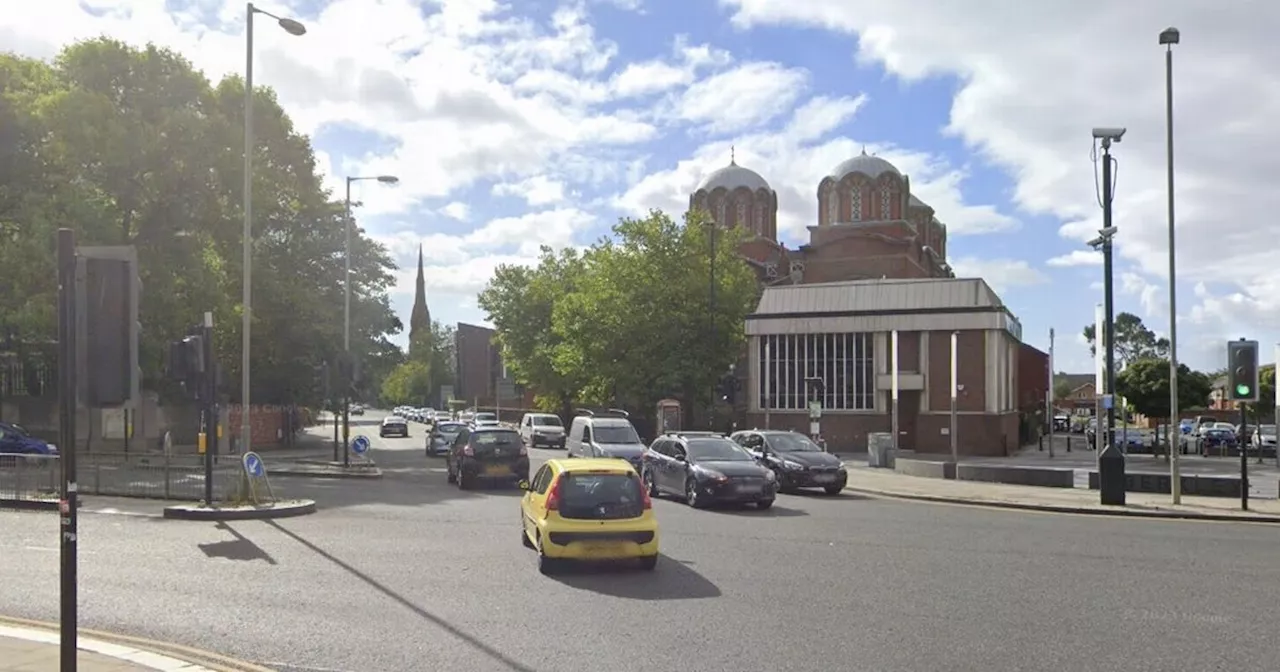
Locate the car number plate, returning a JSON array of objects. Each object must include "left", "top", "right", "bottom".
[
  {"left": 579, "top": 543, "right": 623, "bottom": 557},
  {"left": 813, "top": 473, "right": 837, "bottom": 484},
  {"left": 484, "top": 465, "right": 508, "bottom": 476},
  {"left": 737, "top": 484, "right": 763, "bottom": 494}
]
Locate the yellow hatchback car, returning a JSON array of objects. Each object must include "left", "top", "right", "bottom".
[{"left": 519, "top": 458, "right": 659, "bottom": 574}]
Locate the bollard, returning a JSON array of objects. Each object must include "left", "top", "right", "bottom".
[
  {"left": 1039, "top": 435, "right": 1044, "bottom": 451},
  {"left": 1066, "top": 436, "right": 1072, "bottom": 452},
  {"left": 1098, "top": 443, "right": 1126, "bottom": 505}
]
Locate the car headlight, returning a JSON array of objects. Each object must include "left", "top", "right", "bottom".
[
  {"left": 702, "top": 469, "right": 727, "bottom": 481},
  {"left": 782, "top": 461, "right": 804, "bottom": 471},
  {"left": 763, "top": 470, "right": 776, "bottom": 481}
]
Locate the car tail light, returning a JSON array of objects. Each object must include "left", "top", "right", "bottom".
[
  {"left": 519, "top": 443, "right": 528, "bottom": 456},
  {"left": 639, "top": 478, "right": 652, "bottom": 510},
  {"left": 462, "top": 444, "right": 474, "bottom": 456},
  {"left": 545, "top": 476, "right": 562, "bottom": 511}
]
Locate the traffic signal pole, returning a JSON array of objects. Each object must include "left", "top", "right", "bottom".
[
  {"left": 1240, "top": 401, "right": 1249, "bottom": 511},
  {"left": 56, "top": 228, "right": 80, "bottom": 671},
  {"left": 1226, "top": 338, "right": 1259, "bottom": 511}
]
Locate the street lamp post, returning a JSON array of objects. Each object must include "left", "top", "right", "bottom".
[
  {"left": 1160, "top": 26, "right": 1182, "bottom": 504},
  {"left": 342, "top": 174, "right": 399, "bottom": 466},
  {"left": 1089, "top": 127, "right": 1124, "bottom": 504},
  {"left": 242, "top": 2, "right": 305, "bottom": 454}
]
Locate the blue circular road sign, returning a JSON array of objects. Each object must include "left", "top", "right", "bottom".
[
  {"left": 352, "top": 435, "right": 370, "bottom": 455},
  {"left": 243, "top": 452, "right": 264, "bottom": 477}
]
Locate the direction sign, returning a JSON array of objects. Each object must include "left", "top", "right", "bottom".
[
  {"left": 243, "top": 452, "right": 265, "bottom": 477},
  {"left": 352, "top": 435, "right": 370, "bottom": 455}
]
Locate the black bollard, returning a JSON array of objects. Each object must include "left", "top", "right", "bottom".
[
  {"left": 1066, "top": 436, "right": 1072, "bottom": 452},
  {"left": 1098, "top": 443, "right": 1126, "bottom": 505}
]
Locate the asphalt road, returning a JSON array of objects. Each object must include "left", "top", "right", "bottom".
[{"left": 2, "top": 413, "right": 1279, "bottom": 672}]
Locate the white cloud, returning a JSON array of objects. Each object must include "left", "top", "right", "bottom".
[
  {"left": 719, "top": 0, "right": 1280, "bottom": 370},
  {"left": 440, "top": 201, "right": 472, "bottom": 221},
  {"left": 492, "top": 175, "right": 568, "bottom": 206},
  {"left": 675, "top": 62, "right": 809, "bottom": 134},
  {"left": 950, "top": 257, "right": 1047, "bottom": 295},
  {"left": 1046, "top": 250, "right": 1102, "bottom": 267}
]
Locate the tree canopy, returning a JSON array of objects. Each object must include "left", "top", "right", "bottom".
[
  {"left": 478, "top": 209, "right": 758, "bottom": 423},
  {"left": 1115, "top": 358, "right": 1212, "bottom": 420},
  {"left": 1082, "top": 312, "right": 1169, "bottom": 365},
  {"left": 0, "top": 39, "right": 402, "bottom": 407}
]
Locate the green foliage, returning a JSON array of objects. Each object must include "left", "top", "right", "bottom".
[
  {"left": 0, "top": 40, "right": 401, "bottom": 405},
  {"left": 478, "top": 209, "right": 758, "bottom": 420},
  {"left": 1082, "top": 312, "right": 1169, "bottom": 364},
  {"left": 427, "top": 320, "right": 456, "bottom": 396},
  {"left": 1052, "top": 378, "right": 1075, "bottom": 401},
  {"left": 380, "top": 360, "right": 432, "bottom": 407},
  {"left": 1115, "top": 358, "right": 1212, "bottom": 419}
]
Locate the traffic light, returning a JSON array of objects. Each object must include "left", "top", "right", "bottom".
[
  {"left": 1227, "top": 339, "right": 1260, "bottom": 403},
  {"left": 75, "top": 251, "right": 140, "bottom": 407},
  {"left": 167, "top": 332, "right": 207, "bottom": 400}
]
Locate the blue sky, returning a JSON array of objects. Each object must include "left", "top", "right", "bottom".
[{"left": 9, "top": 0, "right": 1280, "bottom": 375}]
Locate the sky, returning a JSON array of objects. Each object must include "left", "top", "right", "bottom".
[{"left": 5, "top": 0, "right": 1280, "bottom": 376}]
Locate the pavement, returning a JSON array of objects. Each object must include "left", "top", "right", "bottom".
[
  {"left": 0, "top": 621, "right": 251, "bottom": 671},
  {"left": 3, "top": 411, "right": 1280, "bottom": 671}
]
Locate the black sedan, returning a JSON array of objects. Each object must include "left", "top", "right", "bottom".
[
  {"left": 380, "top": 415, "right": 409, "bottom": 438},
  {"left": 731, "top": 430, "right": 847, "bottom": 495},
  {"left": 642, "top": 434, "right": 778, "bottom": 509}
]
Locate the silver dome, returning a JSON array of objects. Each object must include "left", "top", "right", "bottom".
[
  {"left": 696, "top": 161, "right": 772, "bottom": 193},
  {"left": 829, "top": 150, "right": 901, "bottom": 181}
]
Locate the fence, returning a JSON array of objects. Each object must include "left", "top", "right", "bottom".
[{"left": 0, "top": 452, "right": 242, "bottom": 505}]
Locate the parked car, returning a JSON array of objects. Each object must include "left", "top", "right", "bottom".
[
  {"left": 446, "top": 426, "right": 529, "bottom": 489},
  {"left": 1198, "top": 427, "right": 1238, "bottom": 456},
  {"left": 642, "top": 432, "right": 778, "bottom": 509},
  {"left": 0, "top": 422, "right": 58, "bottom": 466},
  {"left": 380, "top": 415, "right": 409, "bottom": 438},
  {"left": 518, "top": 458, "right": 658, "bottom": 574},
  {"left": 1252, "top": 424, "right": 1276, "bottom": 453}
]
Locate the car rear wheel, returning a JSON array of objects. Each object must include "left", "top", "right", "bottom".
[
  {"left": 637, "top": 555, "right": 658, "bottom": 571},
  {"left": 644, "top": 469, "right": 659, "bottom": 497},
  {"left": 446, "top": 462, "right": 457, "bottom": 484},
  {"left": 536, "top": 534, "right": 561, "bottom": 575},
  {"left": 522, "top": 528, "right": 535, "bottom": 549},
  {"left": 756, "top": 498, "right": 774, "bottom": 510},
  {"left": 458, "top": 470, "right": 474, "bottom": 490}
]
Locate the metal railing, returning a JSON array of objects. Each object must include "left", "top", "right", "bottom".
[{"left": 0, "top": 452, "right": 241, "bottom": 504}]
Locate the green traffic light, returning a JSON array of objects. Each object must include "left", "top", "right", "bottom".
[{"left": 1237, "top": 384, "right": 1251, "bottom": 396}]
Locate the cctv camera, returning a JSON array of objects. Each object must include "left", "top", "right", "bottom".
[
  {"left": 1092, "top": 127, "right": 1126, "bottom": 142},
  {"left": 1086, "top": 236, "right": 1105, "bottom": 248},
  {"left": 1098, "top": 226, "right": 1117, "bottom": 237}
]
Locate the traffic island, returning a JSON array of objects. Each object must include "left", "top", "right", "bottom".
[{"left": 162, "top": 498, "right": 317, "bottom": 521}]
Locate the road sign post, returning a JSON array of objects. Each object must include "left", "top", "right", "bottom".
[
  {"left": 351, "top": 435, "right": 370, "bottom": 457},
  {"left": 240, "top": 451, "right": 275, "bottom": 506}
]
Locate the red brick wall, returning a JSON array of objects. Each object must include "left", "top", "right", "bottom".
[
  {"left": 226, "top": 405, "right": 287, "bottom": 447},
  {"left": 1018, "top": 343, "right": 1049, "bottom": 411}
]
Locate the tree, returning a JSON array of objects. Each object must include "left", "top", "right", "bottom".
[
  {"left": 552, "top": 210, "right": 758, "bottom": 423},
  {"left": 0, "top": 39, "right": 402, "bottom": 408},
  {"left": 1115, "top": 358, "right": 1212, "bottom": 420},
  {"left": 478, "top": 246, "right": 587, "bottom": 416},
  {"left": 1082, "top": 312, "right": 1169, "bottom": 366},
  {"left": 380, "top": 360, "right": 432, "bottom": 407},
  {"left": 427, "top": 320, "right": 456, "bottom": 400},
  {"left": 1052, "top": 379, "right": 1075, "bottom": 402}
]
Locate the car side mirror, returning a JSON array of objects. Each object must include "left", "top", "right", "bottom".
[
  {"left": 517, "top": 480, "right": 530, "bottom": 491},
  {"left": 674, "top": 454, "right": 686, "bottom": 463}
]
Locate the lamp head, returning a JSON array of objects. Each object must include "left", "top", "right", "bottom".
[
  {"left": 1159, "top": 27, "right": 1180, "bottom": 45},
  {"left": 376, "top": 175, "right": 400, "bottom": 184},
  {"left": 278, "top": 18, "right": 306, "bottom": 36}
]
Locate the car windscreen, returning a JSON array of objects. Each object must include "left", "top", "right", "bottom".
[
  {"left": 766, "top": 433, "right": 821, "bottom": 452},
  {"left": 593, "top": 424, "right": 639, "bottom": 444},
  {"left": 557, "top": 472, "right": 645, "bottom": 520},
  {"left": 533, "top": 416, "right": 562, "bottom": 427},
  {"left": 474, "top": 413, "right": 497, "bottom": 421},
  {"left": 687, "top": 438, "right": 754, "bottom": 461}
]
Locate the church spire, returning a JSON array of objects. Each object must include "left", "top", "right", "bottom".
[{"left": 409, "top": 244, "right": 431, "bottom": 358}]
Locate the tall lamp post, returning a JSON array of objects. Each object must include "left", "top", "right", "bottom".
[
  {"left": 1160, "top": 26, "right": 1182, "bottom": 503},
  {"left": 242, "top": 3, "right": 305, "bottom": 453},
  {"left": 342, "top": 174, "right": 399, "bottom": 466}
]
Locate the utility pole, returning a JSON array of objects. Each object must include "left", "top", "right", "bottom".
[
  {"left": 1161, "top": 26, "right": 1183, "bottom": 503},
  {"left": 708, "top": 218, "right": 717, "bottom": 429},
  {"left": 56, "top": 228, "right": 79, "bottom": 671},
  {"left": 949, "top": 330, "right": 958, "bottom": 463},
  {"left": 1047, "top": 328, "right": 1055, "bottom": 458}
]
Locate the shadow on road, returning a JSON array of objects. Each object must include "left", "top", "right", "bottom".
[
  {"left": 264, "top": 520, "right": 538, "bottom": 672},
  {"left": 786, "top": 490, "right": 873, "bottom": 501},
  {"left": 197, "top": 522, "right": 278, "bottom": 564},
  {"left": 707, "top": 503, "right": 808, "bottom": 517},
  {"left": 549, "top": 555, "right": 720, "bottom": 600}
]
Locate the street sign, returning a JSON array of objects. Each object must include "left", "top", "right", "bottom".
[
  {"left": 243, "top": 452, "right": 265, "bottom": 477},
  {"left": 239, "top": 451, "right": 275, "bottom": 506},
  {"left": 497, "top": 380, "right": 516, "bottom": 401},
  {"left": 352, "top": 435, "right": 370, "bottom": 455}
]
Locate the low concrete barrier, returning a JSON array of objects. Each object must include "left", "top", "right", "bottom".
[
  {"left": 955, "top": 464, "right": 1075, "bottom": 488},
  {"left": 1085, "top": 472, "right": 1243, "bottom": 498},
  {"left": 894, "top": 458, "right": 955, "bottom": 480}
]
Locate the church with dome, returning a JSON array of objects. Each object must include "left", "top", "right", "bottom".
[
  {"left": 689, "top": 149, "right": 953, "bottom": 286},
  {"left": 691, "top": 149, "right": 1047, "bottom": 460}
]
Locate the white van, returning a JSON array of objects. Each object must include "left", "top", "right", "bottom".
[
  {"left": 519, "top": 413, "right": 566, "bottom": 449},
  {"left": 566, "top": 409, "right": 646, "bottom": 470}
]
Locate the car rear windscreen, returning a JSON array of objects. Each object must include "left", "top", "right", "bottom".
[
  {"left": 557, "top": 473, "right": 644, "bottom": 520},
  {"left": 474, "top": 431, "right": 520, "bottom": 445}
]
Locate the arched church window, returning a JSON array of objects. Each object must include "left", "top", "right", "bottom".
[
  {"left": 736, "top": 200, "right": 748, "bottom": 228},
  {"left": 825, "top": 185, "right": 838, "bottom": 225},
  {"left": 850, "top": 187, "right": 863, "bottom": 222},
  {"left": 881, "top": 188, "right": 893, "bottom": 220}
]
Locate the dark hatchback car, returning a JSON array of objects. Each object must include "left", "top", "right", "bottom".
[
  {"left": 427, "top": 421, "right": 466, "bottom": 457},
  {"left": 731, "top": 430, "right": 847, "bottom": 495},
  {"left": 380, "top": 415, "right": 409, "bottom": 438},
  {"left": 642, "top": 433, "right": 778, "bottom": 509},
  {"left": 446, "top": 427, "right": 530, "bottom": 489}
]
